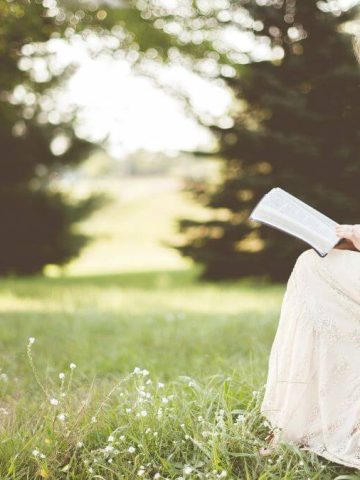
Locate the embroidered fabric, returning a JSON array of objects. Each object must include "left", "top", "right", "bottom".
[{"left": 261, "top": 248, "right": 360, "bottom": 469}]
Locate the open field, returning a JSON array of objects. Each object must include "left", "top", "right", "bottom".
[{"left": 0, "top": 177, "right": 357, "bottom": 479}]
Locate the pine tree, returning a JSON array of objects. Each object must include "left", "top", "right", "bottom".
[
  {"left": 178, "top": 0, "right": 360, "bottom": 280},
  {"left": 0, "top": 0, "right": 103, "bottom": 274},
  {"left": 0, "top": 0, "right": 182, "bottom": 274}
]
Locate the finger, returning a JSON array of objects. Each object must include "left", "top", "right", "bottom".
[
  {"left": 336, "top": 224, "right": 352, "bottom": 231},
  {"left": 336, "top": 228, "right": 352, "bottom": 239}
]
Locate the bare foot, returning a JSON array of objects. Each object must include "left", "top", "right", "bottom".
[
  {"left": 336, "top": 224, "right": 360, "bottom": 251},
  {"left": 259, "top": 431, "right": 279, "bottom": 456},
  {"left": 259, "top": 445, "right": 276, "bottom": 456}
]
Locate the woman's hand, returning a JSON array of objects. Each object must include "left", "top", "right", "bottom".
[{"left": 335, "top": 224, "right": 360, "bottom": 251}]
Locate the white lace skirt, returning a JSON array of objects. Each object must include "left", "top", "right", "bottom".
[{"left": 261, "top": 248, "right": 360, "bottom": 468}]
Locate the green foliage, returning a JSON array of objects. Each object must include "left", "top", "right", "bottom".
[
  {"left": 177, "top": 1, "right": 360, "bottom": 280},
  {"left": 0, "top": 0, "right": 104, "bottom": 274}
]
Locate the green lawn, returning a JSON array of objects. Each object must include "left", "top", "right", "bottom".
[
  {"left": 0, "top": 271, "right": 355, "bottom": 479},
  {"left": 0, "top": 177, "right": 357, "bottom": 479},
  {"left": 0, "top": 269, "right": 281, "bottom": 382}
]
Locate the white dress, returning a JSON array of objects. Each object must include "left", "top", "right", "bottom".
[{"left": 261, "top": 248, "right": 360, "bottom": 468}]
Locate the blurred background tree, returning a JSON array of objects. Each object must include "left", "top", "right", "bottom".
[
  {"left": 0, "top": 0, "right": 100, "bottom": 274},
  {"left": 2, "top": 0, "right": 359, "bottom": 279},
  {"left": 172, "top": 0, "right": 360, "bottom": 280},
  {"left": 0, "top": 0, "right": 181, "bottom": 275}
]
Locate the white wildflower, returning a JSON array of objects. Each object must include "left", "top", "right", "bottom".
[
  {"left": 69, "top": 362, "right": 76, "bottom": 370},
  {"left": 57, "top": 413, "right": 66, "bottom": 421},
  {"left": 162, "top": 397, "right": 169, "bottom": 404},
  {"left": 133, "top": 367, "right": 141, "bottom": 374},
  {"left": 50, "top": 398, "right": 59, "bottom": 406},
  {"left": 32, "top": 449, "right": 40, "bottom": 457},
  {"left": 59, "top": 372, "right": 65, "bottom": 380},
  {"left": 236, "top": 414, "right": 245, "bottom": 424},
  {"left": 218, "top": 471, "right": 227, "bottom": 478},
  {"left": 108, "top": 435, "right": 114, "bottom": 442},
  {"left": 183, "top": 466, "right": 193, "bottom": 475},
  {"left": 154, "top": 473, "right": 161, "bottom": 479},
  {"left": 0, "top": 373, "right": 8, "bottom": 382},
  {"left": 28, "top": 337, "right": 35, "bottom": 345},
  {"left": 138, "top": 468, "right": 145, "bottom": 476},
  {"left": 128, "top": 446, "right": 136, "bottom": 453},
  {"left": 140, "top": 410, "right": 147, "bottom": 417},
  {"left": 76, "top": 441, "right": 84, "bottom": 448},
  {"left": 91, "top": 416, "right": 97, "bottom": 423},
  {"left": 126, "top": 408, "right": 132, "bottom": 413},
  {"left": 157, "top": 382, "right": 164, "bottom": 389}
]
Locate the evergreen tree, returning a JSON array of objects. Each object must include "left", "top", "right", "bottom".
[
  {"left": 0, "top": 0, "right": 101, "bottom": 274},
  {"left": 177, "top": 0, "right": 360, "bottom": 280},
  {"left": 0, "top": 0, "right": 167, "bottom": 274}
]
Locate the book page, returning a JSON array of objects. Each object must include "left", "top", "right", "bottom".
[{"left": 250, "top": 188, "right": 339, "bottom": 255}]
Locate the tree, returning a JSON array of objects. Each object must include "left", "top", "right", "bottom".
[
  {"left": 0, "top": 0, "right": 99, "bottom": 274},
  {"left": 175, "top": 0, "right": 360, "bottom": 280},
  {"left": 0, "top": 0, "right": 181, "bottom": 274}
]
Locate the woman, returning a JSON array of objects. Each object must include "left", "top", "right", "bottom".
[{"left": 260, "top": 224, "right": 360, "bottom": 468}]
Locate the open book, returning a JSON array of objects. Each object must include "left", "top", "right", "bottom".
[{"left": 249, "top": 188, "right": 341, "bottom": 257}]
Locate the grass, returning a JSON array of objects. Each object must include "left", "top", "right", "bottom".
[
  {"left": 0, "top": 176, "right": 358, "bottom": 479},
  {"left": 0, "top": 268, "right": 280, "bottom": 385},
  {"left": 0, "top": 270, "right": 357, "bottom": 479}
]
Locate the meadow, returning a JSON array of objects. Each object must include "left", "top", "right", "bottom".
[{"left": 0, "top": 176, "right": 358, "bottom": 479}]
